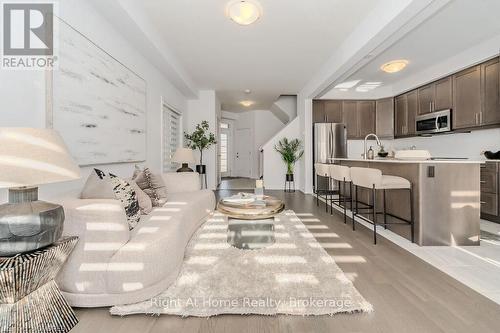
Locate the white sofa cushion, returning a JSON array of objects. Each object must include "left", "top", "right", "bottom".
[
  {"left": 162, "top": 172, "right": 201, "bottom": 194},
  {"left": 106, "top": 190, "right": 215, "bottom": 294}
]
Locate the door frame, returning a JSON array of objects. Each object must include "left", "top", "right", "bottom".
[{"left": 234, "top": 127, "right": 253, "bottom": 178}]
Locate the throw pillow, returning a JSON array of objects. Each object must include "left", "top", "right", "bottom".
[
  {"left": 132, "top": 166, "right": 168, "bottom": 206},
  {"left": 80, "top": 168, "right": 116, "bottom": 199},
  {"left": 81, "top": 169, "right": 141, "bottom": 230},
  {"left": 109, "top": 174, "right": 141, "bottom": 230},
  {"left": 128, "top": 179, "right": 153, "bottom": 215}
]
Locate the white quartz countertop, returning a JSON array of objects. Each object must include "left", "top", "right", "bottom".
[{"left": 328, "top": 157, "right": 485, "bottom": 164}]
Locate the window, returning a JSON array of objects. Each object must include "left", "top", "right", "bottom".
[
  {"left": 220, "top": 123, "right": 229, "bottom": 129},
  {"left": 163, "top": 104, "right": 181, "bottom": 172},
  {"left": 220, "top": 132, "right": 228, "bottom": 173}
]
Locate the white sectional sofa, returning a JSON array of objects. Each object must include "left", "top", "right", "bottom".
[{"left": 56, "top": 173, "right": 215, "bottom": 307}]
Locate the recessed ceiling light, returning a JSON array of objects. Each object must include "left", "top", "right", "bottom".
[
  {"left": 240, "top": 100, "right": 254, "bottom": 107},
  {"left": 338, "top": 88, "right": 348, "bottom": 92},
  {"left": 226, "top": 1, "right": 262, "bottom": 26},
  {"left": 381, "top": 60, "right": 409, "bottom": 73},
  {"left": 334, "top": 80, "right": 361, "bottom": 89}
]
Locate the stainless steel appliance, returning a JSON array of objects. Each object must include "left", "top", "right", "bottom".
[
  {"left": 314, "top": 123, "right": 347, "bottom": 163},
  {"left": 313, "top": 123, "right": 347, "bottom": 190},
  {"left": 415, "top": 109, "right": 452, "bottom": 135}
]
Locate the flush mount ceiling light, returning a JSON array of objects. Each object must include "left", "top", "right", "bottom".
[
  {"left": 381, "top": 60, "right": 409, "bottom": 73},
  {"left": 226, "top": 0, "right": 262, "bottom": 26},
  {"left": 240, "top": 100, "right": 254, "bottom": 107}
]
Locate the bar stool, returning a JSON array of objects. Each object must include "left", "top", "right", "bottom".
[
  {"left": 350, "top": 167, "right": 414, "bottom": 244},
  {"left": 327, "top": 164, "right": 352, "bottom": 224},
  {"left": 314, "top": 163, "right": 334, "bottom": 212}
]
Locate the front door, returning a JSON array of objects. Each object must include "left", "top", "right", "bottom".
[{"left": 234, "top": 128, "right": 252, "bottom": 178}]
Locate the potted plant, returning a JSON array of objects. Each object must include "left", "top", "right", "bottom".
[
  {"left": 184, "top": 121, "right": 217, "bottom": 177},
  {"left": 274, "top": 138, "right": 304, "bottom": 184}
]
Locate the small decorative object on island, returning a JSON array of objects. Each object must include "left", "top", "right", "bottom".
[
  {"left": 172, "top": 147, "right": 196, "bottom": 172},
  {"left": 184, "top": 121, "right": 217, "bottom": 189},
  {"left": 0, "top": 128, "right": 81, "bottom": 256},
  {"left": 378, "top": 145, "right": 389, "bottom": 158},
  {"left": 483, "top": 150, "right": 500, "bottom": 160},
  {"left": 274, "top": 137, "right": 304, "bottom": 193}
]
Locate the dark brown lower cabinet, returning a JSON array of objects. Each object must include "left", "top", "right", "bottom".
[{"left": 481, "top": 162, "right": 500, "bottom": 222}]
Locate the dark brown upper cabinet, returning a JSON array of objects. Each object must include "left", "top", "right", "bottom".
[
  {"left": 453, "top": 65, "right": 482, "bottom": 129},
  {"left": 481, "top": 57, "right": 500, "bottom": 126},
  {"left": 342, "top": 101, "right": 358, "bottom": 139},
  {"left": 418, "top": 77, "right": 452, "bottom": 115},
  {"left": 418, "top": 84, "right": 434, "bottom": 115},
  {"left": 375, "top": 98, "right": 394, "bottom": 139},
  {"left": 407, "top": 90, "right": 418, "bottom": 135},
  {"left": 357, "top": 101, "right": 376, "bottom": 138},
  {"left": 394, "top": 94, "right": 407, "bottom": 137},
  {"left": 313, "top": 100, "right": 326, "bottom": 123},
  {"left": 324, "top": 100, "right": 343, "bottom": 123}
]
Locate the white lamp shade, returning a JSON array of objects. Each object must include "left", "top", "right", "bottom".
[
  {"left": 172, "top": 147, "right": 196, "bottom": 164},
  {"left": 0, "top": 128, "right": 81, "bottom": 188}
]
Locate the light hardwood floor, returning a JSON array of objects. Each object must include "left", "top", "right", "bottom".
[{"left": 72, "top": 190, "right": 500, "bottom": 333}]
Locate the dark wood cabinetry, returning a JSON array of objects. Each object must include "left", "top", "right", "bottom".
[
  {"left": 417, "top": 77, "right": 452, "bottom": 115},
  {"left": 481, "top": 162, "right": 500, "bottom": 220},
  {"left": 324, "top": 100, "right": 343, "bottom": 123},
  {"left": 357, "top": 101, "right": 376, "bottom": 138},
  {"left": 312, "top": 100, "right": 326, "bottom": 123},
  {"left": 394, "top": 90, "right": 417, "bottom": 137},
  {"left": 452, "top": 65, "right": 482, "bottom": 129},
  {"left": 342, "top": 101, "right": 358, "bottom": 139},
  {"left": 407, "top": 90, "right": 418, "bottom": 135},
  {"left": 482, "top": 57, "right": 500, "bottom": 126},
  {"left": 375, "top": 98, "right": 394, "bottom": 139}
]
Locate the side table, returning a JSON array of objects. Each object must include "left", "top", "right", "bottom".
[{"left": 0, "top": 236, "right": 79, "bottom": 333}]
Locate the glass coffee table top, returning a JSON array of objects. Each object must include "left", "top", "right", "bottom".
[{"left": 227, "top": 219, "right": 275, "bottom": 250}]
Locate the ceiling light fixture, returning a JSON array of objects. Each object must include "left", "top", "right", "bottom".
[
  {"left": 244, "top": 89, "right": 251, "bottom": 94},
  {"left": 226, "top": 0, "right": 262, "bottom": 26},
  {"left": 381, "top": 60, "right": 409, "bottom": 73},
  {"left": 334, "top": 80, "right": 361, "bottom": 90},
  {"left": 240, "top": 100, "right": 254, "bottom": 107}
]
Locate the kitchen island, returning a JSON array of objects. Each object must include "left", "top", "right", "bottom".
[{"left": 329, "top": 158, "right": 483, "bottom": 246}]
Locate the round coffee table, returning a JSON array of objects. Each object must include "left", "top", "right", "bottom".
[{"left": 217, "top": 195, "right": 285, "bottom": 250}]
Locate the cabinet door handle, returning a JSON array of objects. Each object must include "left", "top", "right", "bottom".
[
  {"left": 429, "top": 102, "right": 432, "bottom": 112},
  {"left": 480, "top": 201, "right": 486, "bottom": 205},
  {"left": 479, "top": 112, "right": 483, "bottom": 124},
  {"left": 480, "top": 180, "right": 486, "bottom": 183}
]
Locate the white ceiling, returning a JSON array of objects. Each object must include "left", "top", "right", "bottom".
[
  {"left": 322, "top": 0, "right": 500, "bottom": 99},
  {"left": 138, "top": 0, "right": 381, "bottom": 110}
]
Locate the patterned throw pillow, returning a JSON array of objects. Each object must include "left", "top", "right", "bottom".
[
  {"left": 132, "top": 166, "right": 168, "bottom": 206},
  {"left": 108, "top": 174, "right": 141, "bottom": 230}
]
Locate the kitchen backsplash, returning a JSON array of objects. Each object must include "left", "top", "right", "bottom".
[{"left": 348, "top": 127, "right": 500, "bottom": 160}]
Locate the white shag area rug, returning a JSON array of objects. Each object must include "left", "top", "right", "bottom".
[{"left": 110, "top": 210, "right": 373, "bottom": 317}]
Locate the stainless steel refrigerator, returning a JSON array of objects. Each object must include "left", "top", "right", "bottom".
[{"left": 313, "top": 123, "right": 347, "bottom": 189}]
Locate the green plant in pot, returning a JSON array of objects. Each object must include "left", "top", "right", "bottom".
[
  {"left": 274, "top": 138, "right": 304, "bottom": 183},
  {"left": 184, "top": 121, "right": 217, "bottom": 176}
]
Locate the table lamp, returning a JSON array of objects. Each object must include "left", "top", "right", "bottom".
[
  {"left": 0, "top": 128, "right": 81, "bottom": 256},
  {"left": 172, "top": 147, "right": 196, "bottom": 172}
]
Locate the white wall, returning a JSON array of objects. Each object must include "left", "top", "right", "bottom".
[
  {"left": 262, "top": 118, "right": 302, "bottom": 190},
  {"left": 0, "top": 0, "right": 188, "bottom": 202},
  {"left": 226, "top": 110, "right": 284, "bottom": 179},
  {"left": 185, "top": 90, "right": 219, "bottom": 190}
]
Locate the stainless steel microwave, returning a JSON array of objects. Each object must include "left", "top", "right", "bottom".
[{"left": 415, "top": 109, "right": 451, "bottom": 135}]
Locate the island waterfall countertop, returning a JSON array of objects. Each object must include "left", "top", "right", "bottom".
[
  {"left": 323, "top": 158, "right": 481, "bottom": 246},
  {"left": 328, "top": 157, "right": 485, "bottom": 164}
]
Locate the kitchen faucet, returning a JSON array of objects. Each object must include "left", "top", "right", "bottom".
[{"left": 363, "top": 133, "right": 381, "bottom": 160}]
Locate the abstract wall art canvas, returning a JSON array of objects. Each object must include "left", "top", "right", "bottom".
[{"left": 49, "top": 18, "right": 147, "bottom": 166}]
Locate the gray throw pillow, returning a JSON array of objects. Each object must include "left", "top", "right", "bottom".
[
  {"left": 80, "top": 168, "right": 116, "bottom": 199},
  {"left": 132, "top": 166, "right": 168, "bottom": 207},
  {"left": 128, "top": 179, "right": 153, "bottom": 214}
]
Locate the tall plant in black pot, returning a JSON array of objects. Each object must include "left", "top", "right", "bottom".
[
  {"left": 184, "top": 121, "right": 217, "bottom": 184},
  {"left": 274, "top": 138, "right": 304, "bottom": 189}
]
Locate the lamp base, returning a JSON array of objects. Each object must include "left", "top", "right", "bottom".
[
  {"left": 177, "top": 163, "right": 194, "bottom": 172},
  {"left": 0, "top": 187, "right": 64, "bottom": 256}
]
